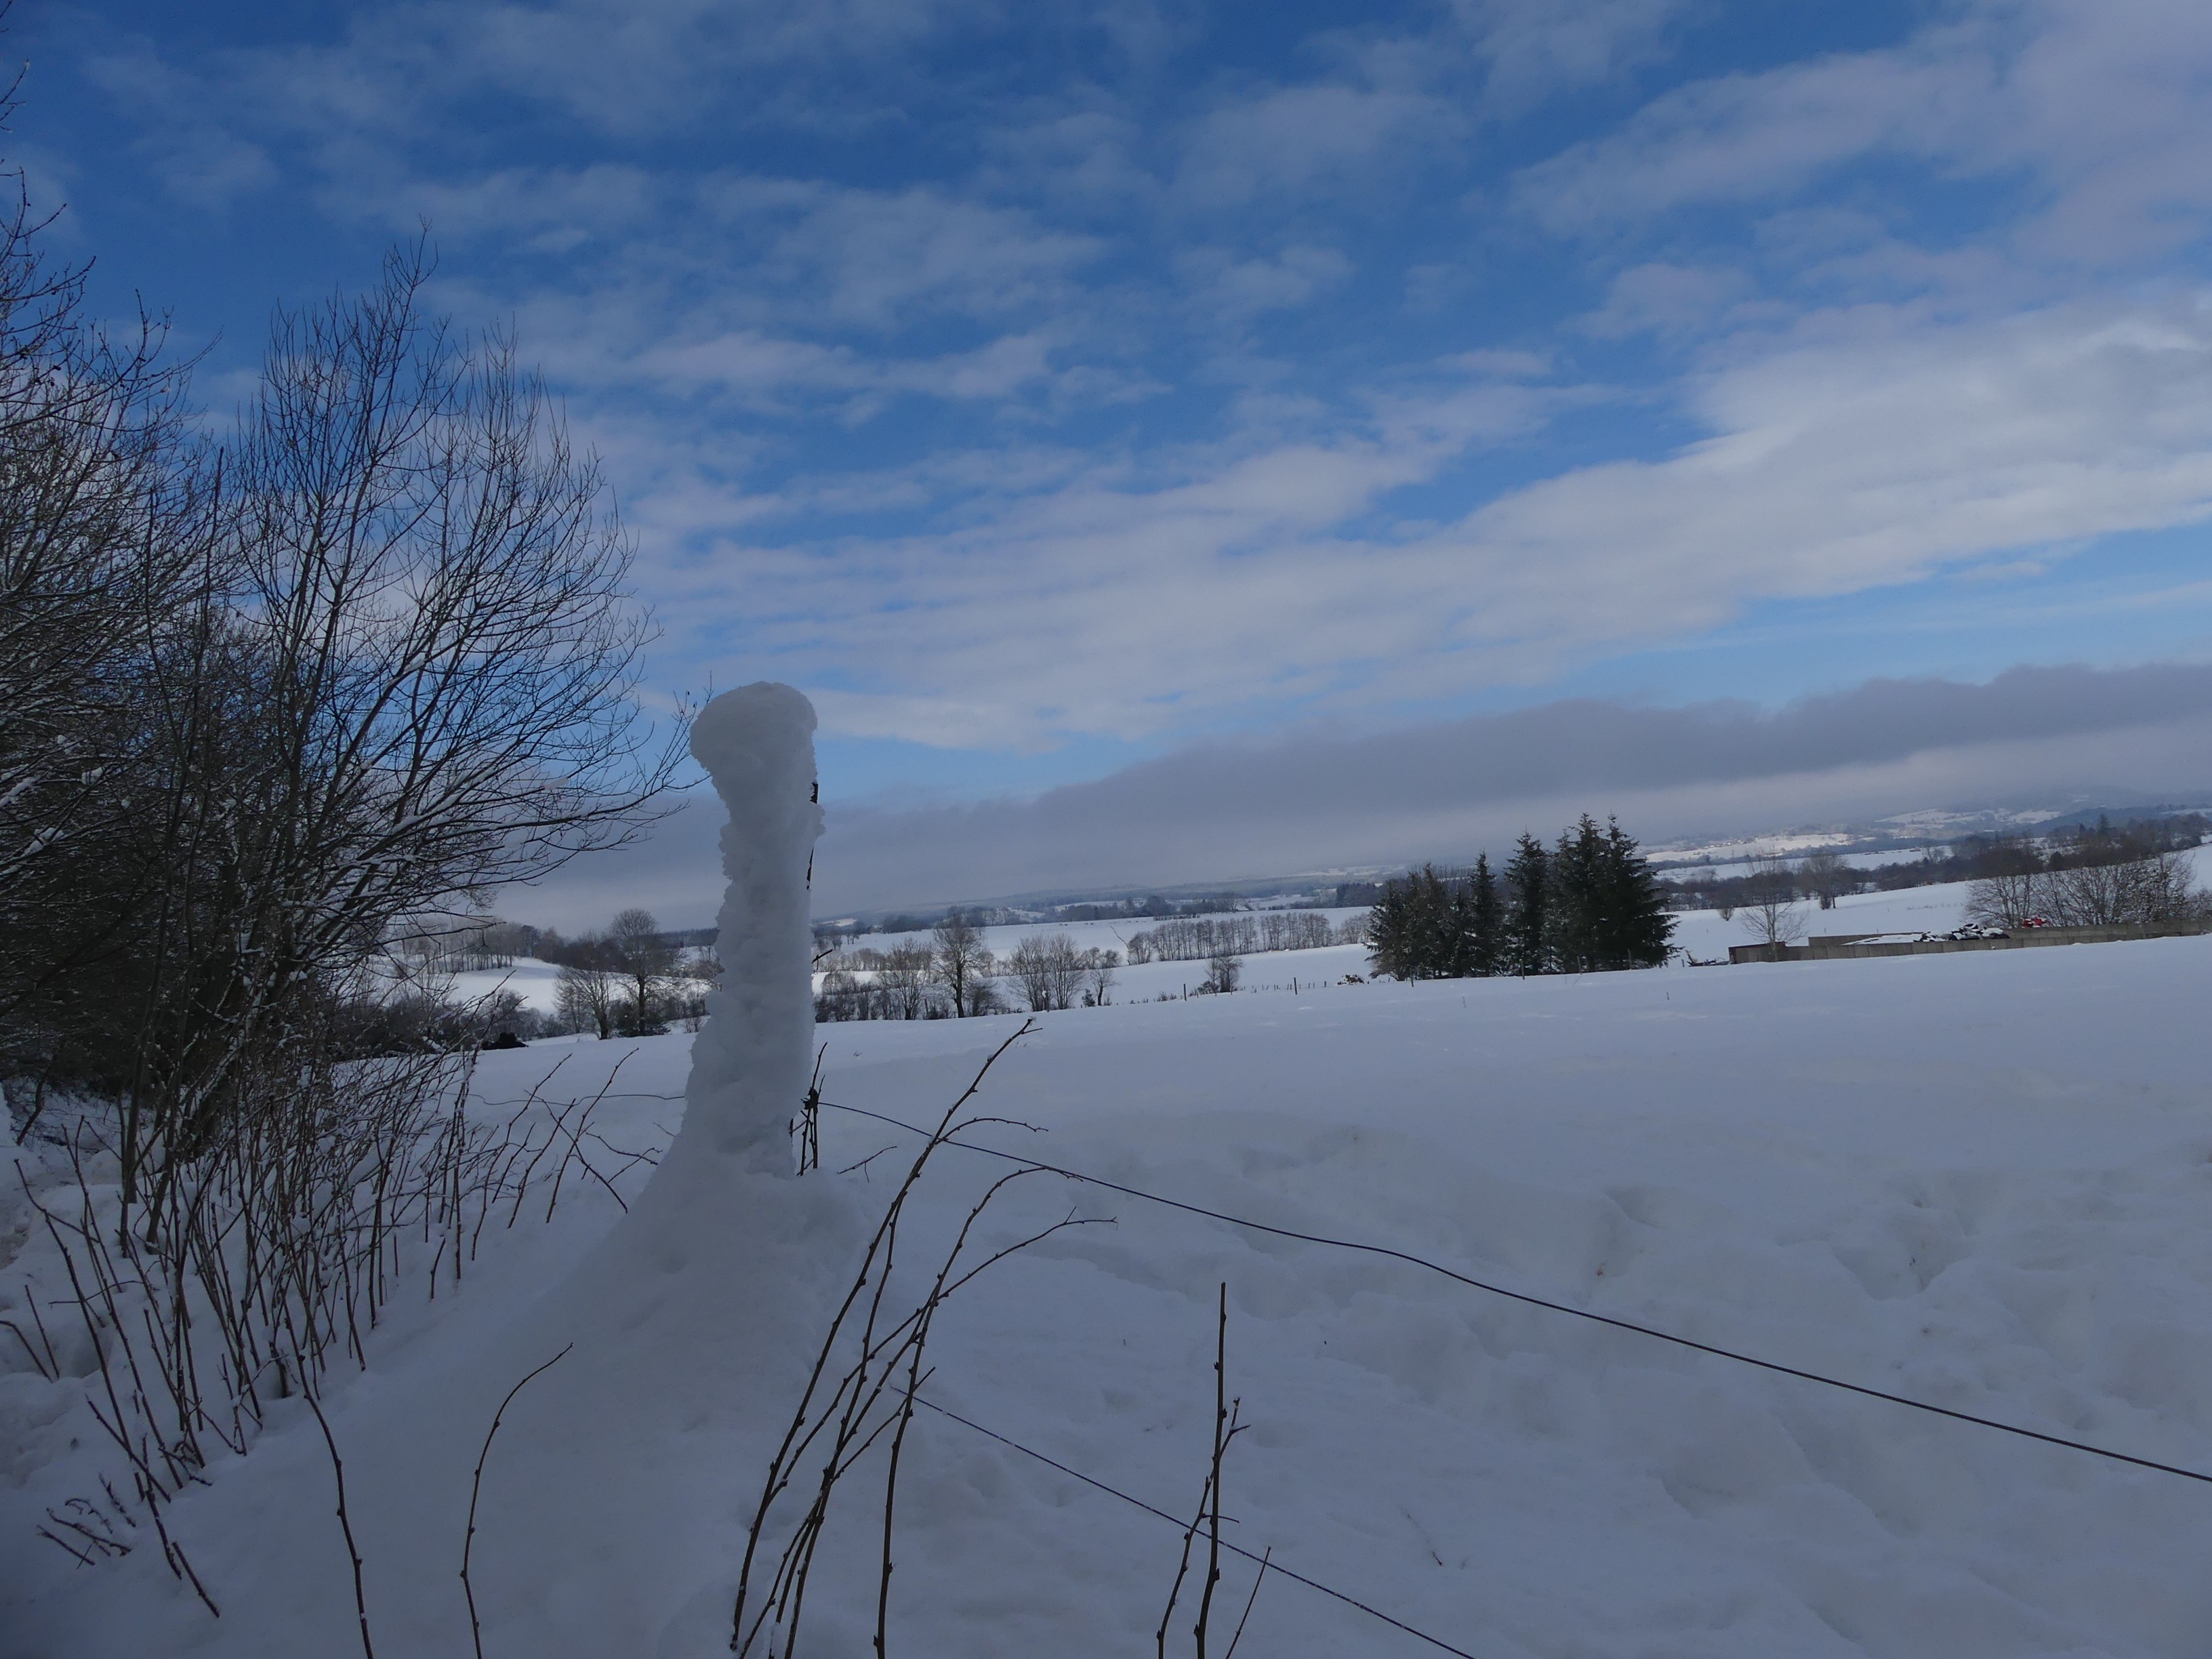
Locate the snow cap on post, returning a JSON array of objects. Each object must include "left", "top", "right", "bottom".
[{"left": 680, "top": 682, "right": 822, "bottom": 1176}]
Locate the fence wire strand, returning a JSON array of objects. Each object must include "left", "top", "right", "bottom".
[
  {"left": 910, "top": 1396, "right": 1486, "bottom": 1659},
  {"left": 818, "top": 1096, "right": 2212, "bottom": 1489}
]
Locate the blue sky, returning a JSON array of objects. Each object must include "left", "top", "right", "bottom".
[{"left": 22, "top": 0, "right": 2212, "bottom": 915}]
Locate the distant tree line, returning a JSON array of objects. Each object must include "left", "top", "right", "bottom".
[
  {"left": 544, "top": 908, "right": 719, "bottom": 1040},
  {"left": 1662, "top": 814, "right": 2209, "bottom": 912},
  {"left": 821, "top": 886, "right": 1351, "bottom": 947},
  {"left": 814, "top": 916, "right": 1120, "bottom": 1023},
  {"left": 1368, "top": 816, "right": 1674, "bottom": 980},
  {"left": 1124, "top": 911, "right": 1354, "bottom": 964}
]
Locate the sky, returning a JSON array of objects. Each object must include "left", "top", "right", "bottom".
[{"left": 20, "top": 0, "right": 2212, "bottom": 923}]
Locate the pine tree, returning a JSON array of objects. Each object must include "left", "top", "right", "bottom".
[
  {"left": 1410, "top": 865, "right": 1458, "bottom": 979},
  {"left": 1547, "top": 815, "right": 1607, "bottom": 972},
  {"left": 1373, "top": 827, "right": 1668, "bottom": 981},
  {"left": 1366, "top": 876, "right": 1421, "bottom": 980},
  {"left": 1595, "top": 817, "right": 1674, "bottom": 968},
  {"left": 1502, "top": 833, "right": 1551, "bottom": 975},
  {"left": 1465, "top": 852, "right": 1500, "bottom": 976}
]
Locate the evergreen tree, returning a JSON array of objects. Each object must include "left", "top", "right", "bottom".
[
  {"left": 1502, "top": 833, "right": 1551, "bottom": 975},
  {"left": 1370, "top": 863, "right": 1483, "bottom": 979},
  {"left": 1465, "top": 852, "right": 1500, "bottom": 976},
  {"left": 1410, "top": 865, "right": 1459, "bottom": 978},
  {"left": 1366, "top": 875, "right": 1421, "bottom": 980},
  {"left": 1595, "top": 817, "right": 1674, "bottom": 968},
  {"left": 1369, "top": 865, "right": 1450, "bottom": 980},
  {"left": 1547, "top": 815, "right": 1607, "bottom": 973},
  {"left": 1371, "top": 825, "right": 1668, "bottom": 981}
]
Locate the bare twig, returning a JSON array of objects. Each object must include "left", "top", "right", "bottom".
[
  {"left": 796, "top": 1045, "right": 825, "bottom": 1175},
  {"left": 734, "top": 1023, "right": 1120, "bottom": 1658},
  {"left": 302, "top": 1385, "right": 373, "bottom": 1659},
  {"left": 462, "top": 1344, "right": 573, "bottom": 1659},
  {"left": 1223, "top": 1547, "right": 1272, "bottom": 1659},
  {"left": 731, "top": 1023, "right": 1037, "bottom": 1654},
  {"left": 1193, "top": 1283, "right": 1230, "bottom": 1659},
  {"left": 1156, "top": 1473, "right": 1212, "bottom": 1659}
]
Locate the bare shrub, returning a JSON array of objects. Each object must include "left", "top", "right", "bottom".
[
  {"left": 2043, "top": 850, "right": 2209, "bottom": 927},
  {"left": 1736, "top": 855, "right": 1806, "bottom": 947},
  {"left": 91, "top": 244, "right": 681, "bottom": 1200},
  {"left": 16, "top": 1050, "right": 649, "bottom": 1605},
  {"left": 1963, "top": 870, "right": 2046, "bottom": 928},
  {"left": 0, "top": 125, "right": 210, "bottom": 1087},
  {"left": 1083, "top": 947, "right": 1118, "bottom": 1007},
  {"left": 731, "top": 1024, "right": 1105, "bottom": 1658},
  {"left": 1008, "top": 933, "right": 1085, "bottom": 1013}
]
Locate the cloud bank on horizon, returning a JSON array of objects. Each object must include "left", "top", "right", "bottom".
[
  {"left": 537, "top": 663, "right": 2212, "bottom": 925},
  {"left": 35, "top": 0, "right": 2212, "bottom": 916}
]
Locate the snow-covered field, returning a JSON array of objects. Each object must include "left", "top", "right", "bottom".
[
  {"left": 447, "top": 956, "right": 569, "bottom": 1014},
  {"left": 441, "top": 882, "right": 2030, "bottom": 1019},
  {"left": 8, "top": 871, "right": 2212, "bottom": 1656}
]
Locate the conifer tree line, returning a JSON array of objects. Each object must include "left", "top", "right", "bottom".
[{"left": 1367, "top": 815, "right": 1675, "bottom": 979}]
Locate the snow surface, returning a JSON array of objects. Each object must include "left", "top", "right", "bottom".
[
  {"left": 9, "top": 855, "right": 2212, "bottom": 1652},
  {"left": 447, "top": 956, "right": 568, "bottom": 1014}
]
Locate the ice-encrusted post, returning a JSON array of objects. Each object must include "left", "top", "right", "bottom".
[{"left": 674, "top": 682, "right": 823, "bottom": 1178}]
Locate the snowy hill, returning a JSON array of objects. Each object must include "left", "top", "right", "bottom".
[{"left": 9, "top": 906, "right": 2212, "bottom": 1656}]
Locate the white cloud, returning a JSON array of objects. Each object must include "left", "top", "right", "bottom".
[
  {"left": 752, "top": 186, "right": 1104, "bottom": 329},
  {"left": 1420, "top": 293, "right": 2212, "bottom": 651},
  {"left": 1175, "top": 83, "right": 1456, "bottom": 207},
  {"left": 1454, "top": 0, "right": 1697, "bottom": 110},
  {"left": 346, "top": 163, "right": 665, "bottom": 247},
  {"left": 1177, "top": 245, "right": 1355, "bottom": 319},
  {"left": 65, "top": 0, "right": 2212, "bottom": 788},
  {"left": 1576, "top": 260, "right": 1755, "bottom": 338},
  {"left": 81, "top": 42, "right": 280, "bottom": 207},
  {"left": 632, "top": 291, "right": 2212, "bottom": 750},
  {"left": 1513, "top": 0, "right": 2212, "bottom": 266}
]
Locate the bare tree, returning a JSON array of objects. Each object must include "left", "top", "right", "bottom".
[
  {"left": 2045, "top": 850, "right": 2209, "bottom": 927},
  {"left": 1008, "top": 932, "right": 1087, "bottom": 1012},
  {"left": 556, "top": 960, "right": 620, "bottom": 1040},
  {"left": 2045, "top": 860, "right": 2131, "bottom": 926},
  {"left": 108, "top": 243, "right": 683, "bottom": 1185},
  {"left": 876, "top": 943, "right": 933, "bottom": 1020},
  {"left": 1084, "top": 946, "right": 1118, "bottom": 1007},
  {"left": 1963, "top": 870, "right": 2045, "bottom": 928},
  {"left": 1007, "top": 935, "right": 1057, "bottom": 1013},
  {"left": 1797, "top": 848, "right": 1854, "bottom": 910},
  {"left": 932, "top": 914, "right": 996, "bottom": 1017},
  {"left": 0, "top": 110, "right": 209, "bottom": 1081},
  {"left": 607, "top": 907, "right": 677, "bottom": 1034},
  {"left": 1737, "top": 854, "right": 1806, "bottom": 947},
  {"left": 1204, "top": 951, "right": 1242, "bottom": 994},
  {"left": 2130, "top": 848, "right": 2211, "bottom": 922}
]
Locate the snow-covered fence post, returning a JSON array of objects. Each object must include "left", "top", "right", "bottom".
[{"left": 674, "top": 682, "right": 823, "bottom": 1180}]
